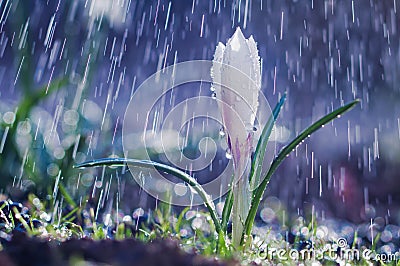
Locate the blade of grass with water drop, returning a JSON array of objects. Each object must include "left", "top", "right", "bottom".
[
  {"left": 220, "top": 94, "right": 286, "bottom": 234},
  {"left": 75, "top": 158, "right": 222, "bottom": 235},
  {"left": 242, "top": 99, "right": 360, "bottom": 244}
]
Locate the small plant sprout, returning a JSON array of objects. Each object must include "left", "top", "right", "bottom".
[{"left": 76, "top": 27, "right": 360, "bottom": 253}]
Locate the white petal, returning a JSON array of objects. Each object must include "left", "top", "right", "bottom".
[
  {"left": 211, "top": 42, "right": 225, "bottom": 93},
  {"left": 229, "top": 27, "right": 245, "bottom": 51},
  {"left": 246, "top": 35, "right": 261, "bottom": 89},
  {"left": 219, "top": 27, "right": 260, "bottom": 142}
]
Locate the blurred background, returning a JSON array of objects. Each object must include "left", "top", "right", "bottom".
[{"left": 0, "top": 0, "right": 399, "bottom": 233}]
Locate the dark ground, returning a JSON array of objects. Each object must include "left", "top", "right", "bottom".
[{"left": 0, "top": 231, "right": 238, "bottom": 266}]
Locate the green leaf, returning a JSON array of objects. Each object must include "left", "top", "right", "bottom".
[
  {"left": 58, "top": 182, "right": 77, "bottom": 208},
  {"left": 242, "top": 99, "right": 360, "bottom": 244},
  {"left": 174, "top": 206, "right": 190, "bottom": 234},
  {"left": 249, "top": 93, "right": 286, "bottom": 191},
  {"left": 75, "top": 158, "right": 222, "bottom": 235},
  {"left": 221, "top": 184, "right": 233, "bottom": 233},
  {"left": 217, "top": 229, "right": 229, "bottom": 256}
]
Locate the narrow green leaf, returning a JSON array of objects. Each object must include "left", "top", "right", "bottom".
[
  {"left": 217, "top": 230, "right": 229, "bottom": 256},
  {"left": 61, "top": 206, "right": 80, "bottom": 223},
  {"left": 242, "top": 99, "right": 360, "bottom": 244},
  {"left": 221, "top": 184, "right": 233, "bottom": 233},
  {"left": 58, "top": 183, "right": 77, "bottom": 208},
  {"left": 75, "top": 158, "right": 222, "bottom": 235},
  {"left": 249, "top": 93, "right": 286, "bottom": 191},
  {"left": 174, "top": 206, "right": 190, "bottom": 234}
]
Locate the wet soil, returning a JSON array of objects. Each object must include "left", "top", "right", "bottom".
[{"left": 0, "top": 231, "right": 239, "bottom": 266}]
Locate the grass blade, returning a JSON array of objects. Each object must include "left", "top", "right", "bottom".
[
  {"left": 242, "top": 99, "right": 360, "bottom": 244},
  {"left": 58, "top": 182, "right": 77, "bottom": 208},
  {"left": 75, "top": 158, "right": 222, "bottom": 235},
  {"left": 220, "top": 183, "right": 233, "bottom": 233},
  {"left": 249, "top": 93, "right": 286, "bottom": 191}
]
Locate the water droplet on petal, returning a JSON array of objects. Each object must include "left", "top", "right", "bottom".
[
  {"left": 225, "top": 148, "right": 232, "bottom": 159},
  {"left": 219, "top": 127, "right": 226, "bottom": 137},
  {"left": 245, "top": 122, "right": 254, "bottom": 132}
]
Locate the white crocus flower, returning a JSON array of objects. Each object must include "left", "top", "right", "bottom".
[{"left": 211, "top": 27, "right": 261, "bottom": 246}]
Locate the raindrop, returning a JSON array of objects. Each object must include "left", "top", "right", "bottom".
[
  {"left": 225, "top": 148, "right": 232, "bottom": 159},
  {"left": 53, "top": 147, "right": 65, "bottom": 160},
  {"left": 219, "top": 127, "right": 225, "bottom": 137},
  {"left": 192, "top": 216, "right": 203, "bottom": 229},
  {"left": 103, "top": 213, "right": 112, "bottom": 227},
  {"left": 3, "top": 111, "right": 15, "bottom": 124},
  {"left": 174, "top": 183, "right": 187, "bottom": 196},
  {"left": 17, "top": 120, "right": 31, "bottom": 136},
  {"left": 245, "top": 122, "right": 254, "bottom": 132},
  {"left": 95, "top": 180, "right": 103, "bottom": 188},
  {"left": 0, "top": 127, "right": 9, "bottom": 153},
  {"left": 123, "top": 215, "right": 132, "bottom": 223},
  {"left": 52, "top": 170, "right": 61, "bottom": 200},
  {"left": 260, "top": 207, "right": 276, "bottom": 223},
  {"left": 132, "top": 208, "right": 145, "bottom": 219},
  {"left": 64, "top": 110, "right": 79, "bottom": 126},
  {"left": 47, "top": 163, "right": 59, "bottom": 176}
]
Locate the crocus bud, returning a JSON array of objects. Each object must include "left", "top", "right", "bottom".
[{"left": 211, "top": 27, "right": 261, "bottom": 246}]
